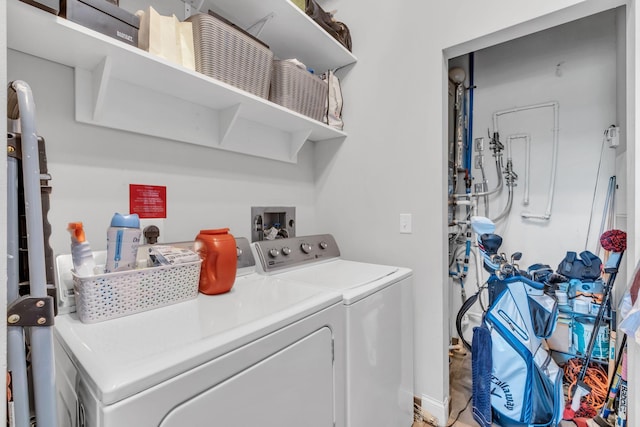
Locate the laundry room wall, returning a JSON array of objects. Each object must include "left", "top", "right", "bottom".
[
  {"left": 7, "top": 48, "right": 319, "bottom": 255},
  {"left": 6, "top": 0, "right": 329, "bottom": 256},
  {"left": 469, "top": 10, "right": 619, "bottom": 264},
  {"left": 314, "top": 0, "right": 635, "bottom": 424}
]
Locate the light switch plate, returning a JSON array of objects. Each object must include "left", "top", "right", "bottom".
[{"left": 400, "top": 214, "right": 412, "bottom": 234}]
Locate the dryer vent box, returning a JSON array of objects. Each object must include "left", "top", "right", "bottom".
[{"left": 252, "top": 206, "right": 295, "bottom": 242}]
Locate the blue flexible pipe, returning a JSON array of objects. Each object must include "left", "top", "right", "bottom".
[{"left": 466, "top": 52, "right": 475, "bottom": 176}]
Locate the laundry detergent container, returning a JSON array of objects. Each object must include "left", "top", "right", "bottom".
[{"left": 195, "top": 228, "right": 237, "bottom": 295}]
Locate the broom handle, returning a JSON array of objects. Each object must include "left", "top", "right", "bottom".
[
  {"left": 599, "top": 334, "right": 627, "bottom": 420},
  {"left": 577, "top": 250, "right": 623, "bottom": 382}
]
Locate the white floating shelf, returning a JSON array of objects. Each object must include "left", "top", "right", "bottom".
[
  {"left": 207, "top": 0, "right": 357, "bottom": 72},
  {"left": 7, "top": 0, "right": 352, "bottom": 163}
]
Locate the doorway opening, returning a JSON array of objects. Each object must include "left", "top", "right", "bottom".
[{"left": 445, "top": 6, "right": 628, "bottom": 425}]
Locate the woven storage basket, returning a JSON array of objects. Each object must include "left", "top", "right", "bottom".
[
  {"left": 73, "top": 260, "right": 201, "bottom": 323},
  {"left": 186, "top": 13, "right": 273, "bottom": 98},
  {"left": 270, "top": 60, "right": 328, "bottom": 122}
]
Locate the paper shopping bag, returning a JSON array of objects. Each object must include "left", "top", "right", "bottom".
[{"left": 137, "top": 6, "right": 195, "bottom": 71}]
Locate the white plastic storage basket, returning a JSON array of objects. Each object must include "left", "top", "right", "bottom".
[
  {"left": 186, "top": 12, "right": 273, "bottom": 98},
  {"left": 73, "top": 260, "right": 201, "bottom": 323},
  {"left": 269, "top": 60, "right": 328, "bottom": 122}
]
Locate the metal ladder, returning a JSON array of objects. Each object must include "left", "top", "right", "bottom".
[{"left": 7, "top": 80, "right": 57, "bottom": 427}]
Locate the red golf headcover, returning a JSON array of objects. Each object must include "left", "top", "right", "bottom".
[{"left": 600, "top": 229, "right": 626, "bottom": 253}]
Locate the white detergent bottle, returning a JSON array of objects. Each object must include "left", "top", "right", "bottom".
[
  {"left": 68, "top": 222, "right": 96, "bottom": 277},
  {"left": 105, "top": 213, "right": 141, "bottom": 273}
]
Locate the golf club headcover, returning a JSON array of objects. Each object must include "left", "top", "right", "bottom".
[
  {"left": 600, "top": 229, "right": 627, "bottom": 252},
  {"left": 471, "top": 216, "right": 496, "bottom": 236},
  {"left": 547, "top": 272, "right": 569, "bottom": 284},
  {"left": 480, "top": 233, "right": 502, "bottom": 255}
]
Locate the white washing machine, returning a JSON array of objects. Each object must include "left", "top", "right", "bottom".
[
  {"left": 54, "top": 238, "right": 345, "bottom": 427},
  {"left": 252, "top": 234, "right": 414, "bottom": 427}
]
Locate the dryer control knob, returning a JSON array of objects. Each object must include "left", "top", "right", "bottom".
[
  {"left": 269, "top": 248, "right": 280, "bottom": 258},
  {"left": 282, "top": 247, "right": 292, "bottom": 255},
  {"left": 237, "top": 247, "right": 243, "bottom": 258},
  {"left": 319, "top": 241, "right": 328, "bottom": 250},
  {"left": 300, "top": 243, "right": 312, "bottom": 254}
]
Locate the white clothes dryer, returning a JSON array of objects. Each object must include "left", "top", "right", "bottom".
[
  {"left": 252, "top": 234, "right": 414, "bottom": 427},
  {"left": 54, "top": 237, "right": 345, "bottom": 427}
]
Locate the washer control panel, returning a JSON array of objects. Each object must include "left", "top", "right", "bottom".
[
  {"left": 236, "top": 237, "right": 255, "bottom": 270},
  {"left": 252, "top": 234, "right": 340, "bottom": 273}
]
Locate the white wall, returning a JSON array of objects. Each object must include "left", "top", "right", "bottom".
[
  {"left": 472, "top": 10, "right": 619, "bottom": 273},
  {"left": 7, "top": 50, "right": 320, "bottom": 255},
  {"left": 315, "top": 0, "right": 632, "bottom": 423}
]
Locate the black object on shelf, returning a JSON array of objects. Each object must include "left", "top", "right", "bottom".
[
  {"left": 19, "top": 0, "right": 59, "bottom": 15},
  {"left": 61, "top": 0, "right": 139, "bottom": 47},
  {"left": 305, "top": 0, "right": 352, "bottom": 52}
]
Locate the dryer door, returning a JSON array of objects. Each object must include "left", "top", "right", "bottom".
[{"left": 160, "top": 327, "right": 335, "bottom": 427}]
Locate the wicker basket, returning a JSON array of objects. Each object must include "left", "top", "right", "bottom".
[
  {"left": 73, "top": 260, "right": 201, "bottom": 323},
  {"left": 186, "top": 13, "right": 273, "bottom": 98},
  {"left": 270, "top": 60, "right": 328, "bottom": 122}
]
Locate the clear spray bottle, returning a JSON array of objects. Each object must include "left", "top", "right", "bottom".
[{"left": 68, "top": 222, "right": 96, "bottom": 277}]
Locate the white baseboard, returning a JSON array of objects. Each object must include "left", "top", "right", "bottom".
[{"left": 419, "top": 393, "right": 449, "bottom": 427}]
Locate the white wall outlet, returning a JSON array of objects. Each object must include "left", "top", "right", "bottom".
[
  {"left": 400, "top": 214, "right": 412, "bottom": 234},
  {"left": 140, "top": 219, "right": 166, "bottom": 244},
  {"left": 474, "top": 155, "right": 483, "bottom": 169},
  {"left": 474, "top": 137, "right": 485, "bottom": 152},
  {"left": 606, "top": 125, "right": 619, "bottom": 148}
]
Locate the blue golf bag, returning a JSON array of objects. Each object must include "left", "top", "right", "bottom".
[
  {"left": 482, "top": 274, "right": 564, "bottom": 426},
  {"left": 459, "top": 217, "right": 565, "bottom": 426}
]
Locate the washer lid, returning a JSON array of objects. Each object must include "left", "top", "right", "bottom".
[
  {"left": 275, "top": 259, "right": 412, "bottom": 304},
  {"left": 54, "top": 274, "right": 341, "bottom": 405}
]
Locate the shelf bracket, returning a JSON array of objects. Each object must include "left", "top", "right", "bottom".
[
  {"left": 219, "top": 104, "right": 241, "bottom": 146},
  {"left": 90, "top": 56, "right": 112, "bottom": 121},
  {"left": 246, "top": 12, "right": 276, "bottom": 39},
  {"left": 182, "top": 0, "right": 204, "bottom": 19},
  {"left": 290, "top": 129, "right": 312, "bottom": 161}
]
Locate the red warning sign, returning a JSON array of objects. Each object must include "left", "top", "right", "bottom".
[{"left": 129, "top": 184, "right": 167, "bottom": 219}]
